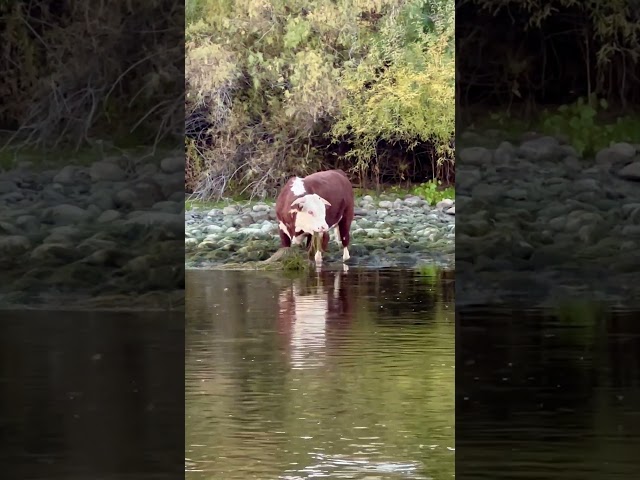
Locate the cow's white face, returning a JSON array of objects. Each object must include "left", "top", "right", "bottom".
[{"left": 290, "top": 194, "right": 331, "bottom": 234}]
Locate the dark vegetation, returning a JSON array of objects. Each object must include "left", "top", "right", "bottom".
[
  {"left": 457, "top": 0, "right": 640, "bottom": 156},
  {"left": 0, "top": 0, "right": 183, "bottom": 154},
  {"left": 185, "top": 0, "right": 455, "bottom": 200}
]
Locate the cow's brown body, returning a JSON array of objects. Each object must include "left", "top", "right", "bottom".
[{"left": 275, "top": 169, "right": 354, "bottom": 255}]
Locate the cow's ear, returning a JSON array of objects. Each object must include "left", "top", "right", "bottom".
[{"left": 288, "top": 208, "right": 299, "bottom": 215}]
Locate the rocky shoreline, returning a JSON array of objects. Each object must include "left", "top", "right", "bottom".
[
  {"left": 0, "top": 151, "right": 185, "bottom": 310},
  {"left": 457, "top": 131, "right": 640, "bottom": 307},
  {"left": 186, "top": 194, "right": 456, "bottom": 270}
]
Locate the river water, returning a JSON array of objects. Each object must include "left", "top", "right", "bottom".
[
  {"left": 457, "top": 305, "right": 640, "bottom": 479},
  {"left": 185, "top": 267, "right": 455, "bottom": 479}
]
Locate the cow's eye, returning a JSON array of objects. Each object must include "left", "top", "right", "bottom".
[{"left": 308, "top": 210, "right": 314, "bottom": 216}]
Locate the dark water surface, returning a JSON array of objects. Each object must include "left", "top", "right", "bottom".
[
  {"left": 457, "top": 306, "right": 640, "bottom": 479},
  {"left": 0, "top": 312, "right": 184, "bottom": 479},
  {"left": 186, "top": 267, "right": 455, "bottom": 479}
]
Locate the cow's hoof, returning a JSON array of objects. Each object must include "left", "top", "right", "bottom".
[
  {"left": 314, "top": 251, "right": 323, "bottom": 263},
  {"left": 342, "top": 263, "right": 349, "bottom": 273},
  {"left": 342, "top": 247, "right": 350, "bottom": 262}
]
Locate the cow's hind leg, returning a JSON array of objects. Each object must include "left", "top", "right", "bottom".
[{"left": 337, "top": 215, "right": 352, "bottom": 262}]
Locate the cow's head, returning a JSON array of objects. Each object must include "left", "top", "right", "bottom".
[{"left": 289, "top": 194, "right": 331, "bottom": 234}]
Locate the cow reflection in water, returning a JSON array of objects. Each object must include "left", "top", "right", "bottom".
[{"left": 277, "top": 268, "right": 353, "bottom": 369}]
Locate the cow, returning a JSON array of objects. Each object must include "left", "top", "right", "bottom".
[{"left": 275, "top": 169, "right": 354, "bottom": 264}]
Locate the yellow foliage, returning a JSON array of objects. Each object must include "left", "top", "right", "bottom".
[{"left": 186, "top": 0, "right": 455, "bottom": 197}]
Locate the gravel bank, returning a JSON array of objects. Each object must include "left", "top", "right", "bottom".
[
  {"left": 186, "top": 193, "right": 455, "bottom": 269},
  {"left": 457, "top": 131, "right": 640, "bottom": 307},
  {"left": 0, "top": 152, "right": 185, "bottom": 309}
]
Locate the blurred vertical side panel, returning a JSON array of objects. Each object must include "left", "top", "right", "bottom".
[
  {"left": 0, "top": 0, "right": 185, "bottom": 478},
  {"left": 456, "top": 1, "right": 640, "bottom": 478}
]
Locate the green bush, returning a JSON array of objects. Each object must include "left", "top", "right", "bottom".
[{"left": 185, "top": 0, "right": 455, "bottom": 199}]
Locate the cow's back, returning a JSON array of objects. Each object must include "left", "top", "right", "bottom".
[{"left": 304, "top": 170, "right": 353, "bottom": 214}]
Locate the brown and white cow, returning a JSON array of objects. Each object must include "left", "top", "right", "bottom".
[{"left": 275, "top": 169, "right": 354, "bottom": 263}]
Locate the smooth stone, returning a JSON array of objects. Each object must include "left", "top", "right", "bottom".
[
  {"left": 459, "top": 147, "right": 492, "bottom": 165},
  {"left": 160, "top": 156, "right": 184, "bottom": 174},
  {"left": 90, "top": 161, "right": 127, "bottom": 182},
  {"left": 617, "top": 162, "right": 640, "bottom": 181},
  {"left": 15, "top": 215, "right": 39, "bottom": 233},
  {"left": 113, "top": 189, "right": 139, "bottom": 209},
  {"left": 97, "top": 210, "right": 122, "bottom": 223},
  {"left": 518, "top": 136, "right": 560, "bottom": 161},
  {"left": 436, "top": 199, "right": 454, "bottom": 210},
  {"left": 471, "top": 184, "right": 502, "bottom": 202},
  {"left": 223, "top": 206, "right": 238, "bottom": 215},
  {"left": 493, "top": 141, "right": 516, "bottom": 163},
  {"left": 0, "top": 235, "right": 31, "bottom": 253},
  {"left": 42, "top": 204, "right": 89, "bottom": 225},
  {"left": 0, "top": 180, "right": 18, "bottom": 194},
  {"left": 152, "top": 200, "right": 183, "bottom": 214},
  {"left": 609, "top": 142, "right": 636, "bottom": 157},
  {"left": 52, "top": 166, "right": 79, "bottom": 184},
  {"left": 30, "top": 243, "right": 77, "bottom": 262}
]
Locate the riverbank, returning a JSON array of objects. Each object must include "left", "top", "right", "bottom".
[
  {"left": 186, "top": 193, "right": 456, "bottom": 270},
  {"left": 457, "top": 129, "right": 640, "bottom": 307},
  {"left": 0, "top": 150, "right": 184, "bottom": 309}
]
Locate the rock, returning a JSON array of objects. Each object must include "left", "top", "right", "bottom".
[
  {"left": 97, "top": 210, "right": 121, "bottom": 223},
  {"left": 436, "top": 199, "right": 454, "bottom": 210},
  {"left": 90, "top": 161, "right": 127, "bottom": 182},
  {"left": 0, "top": 180, "right": 18, "bottom": 194},
  {"left": 42, "top": 204, "right": 90, "bottom": 225},
  {"left": 378, "top": 200, "right": 393, "bottom": 208},
  {"left": 456, "top": 168, "right": 481, "bottom": 192},
  {"left": 30, "top": 243, "right": 77, "bottom": 263},
  {"left": 0, "top": 221, "right": 20, "bottom": 235},
  {"left": 609, "top": 142, "right": 636, "bottom": 157},
  {"left": 53, "top": 166, "right": 79, "bottom": 184},
  {"left": 222, "top": 206, "right": 238, "bottom": 215},
  {"left": 518, "top": 136, "right": 560, "bottom": 161},
  {"left": 404, "top": 196, "right": 424, "bottom": 207},
  {"left": 15, "top": 215, "right": 39, "bottom": 234},
  {"left": 233, "top": 215, "right": 254, "bottom": 228},
  {"left": 0, "top": 235, "right": 30, "bottom": 254},
  {"left": 505, "top": 188, "right": 528, "bottom": 200},
  {"left": 445, "top": 206, "right": 455, "bottom": 215},
  {"left": 124, "top": 212, "right": 183, "bottom": 234},
  {"left": 88, "top": 189, "right": 116, "bottom": 211},
  {"left": 354, "top": 207, "right": 368, "bottom": 217},
  {"left": 459, "top": 147, "right": 492, "bottom": 165},
  {"left": 494, "top": 141, "right": 515, "bottom": 163},
  {"left": 160, "top": 156, "right": 184, "bottom": 174},
  {"left": 252, "top": 204, "right": 270, "bottom": 212},
  {"left": 153, "top": 172, "right": 183, "bottom": 198},
  {"left": 617, "top": 162, "right": 640, "bottom": 181},
  {"left": 471, "top": 184, "right": 502, "bottom": 202},
  {"left": 152, "top": 201, "right": 183, "bottom": 214},
  {"left": 251, "top": 211, "right": 269, "bottom": 222},
  {"left": 595, "top": 147, "right": 635, "bottom": 168},
  {"left": 113, "top": 189, "right": 139, "bottom": 209}
]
